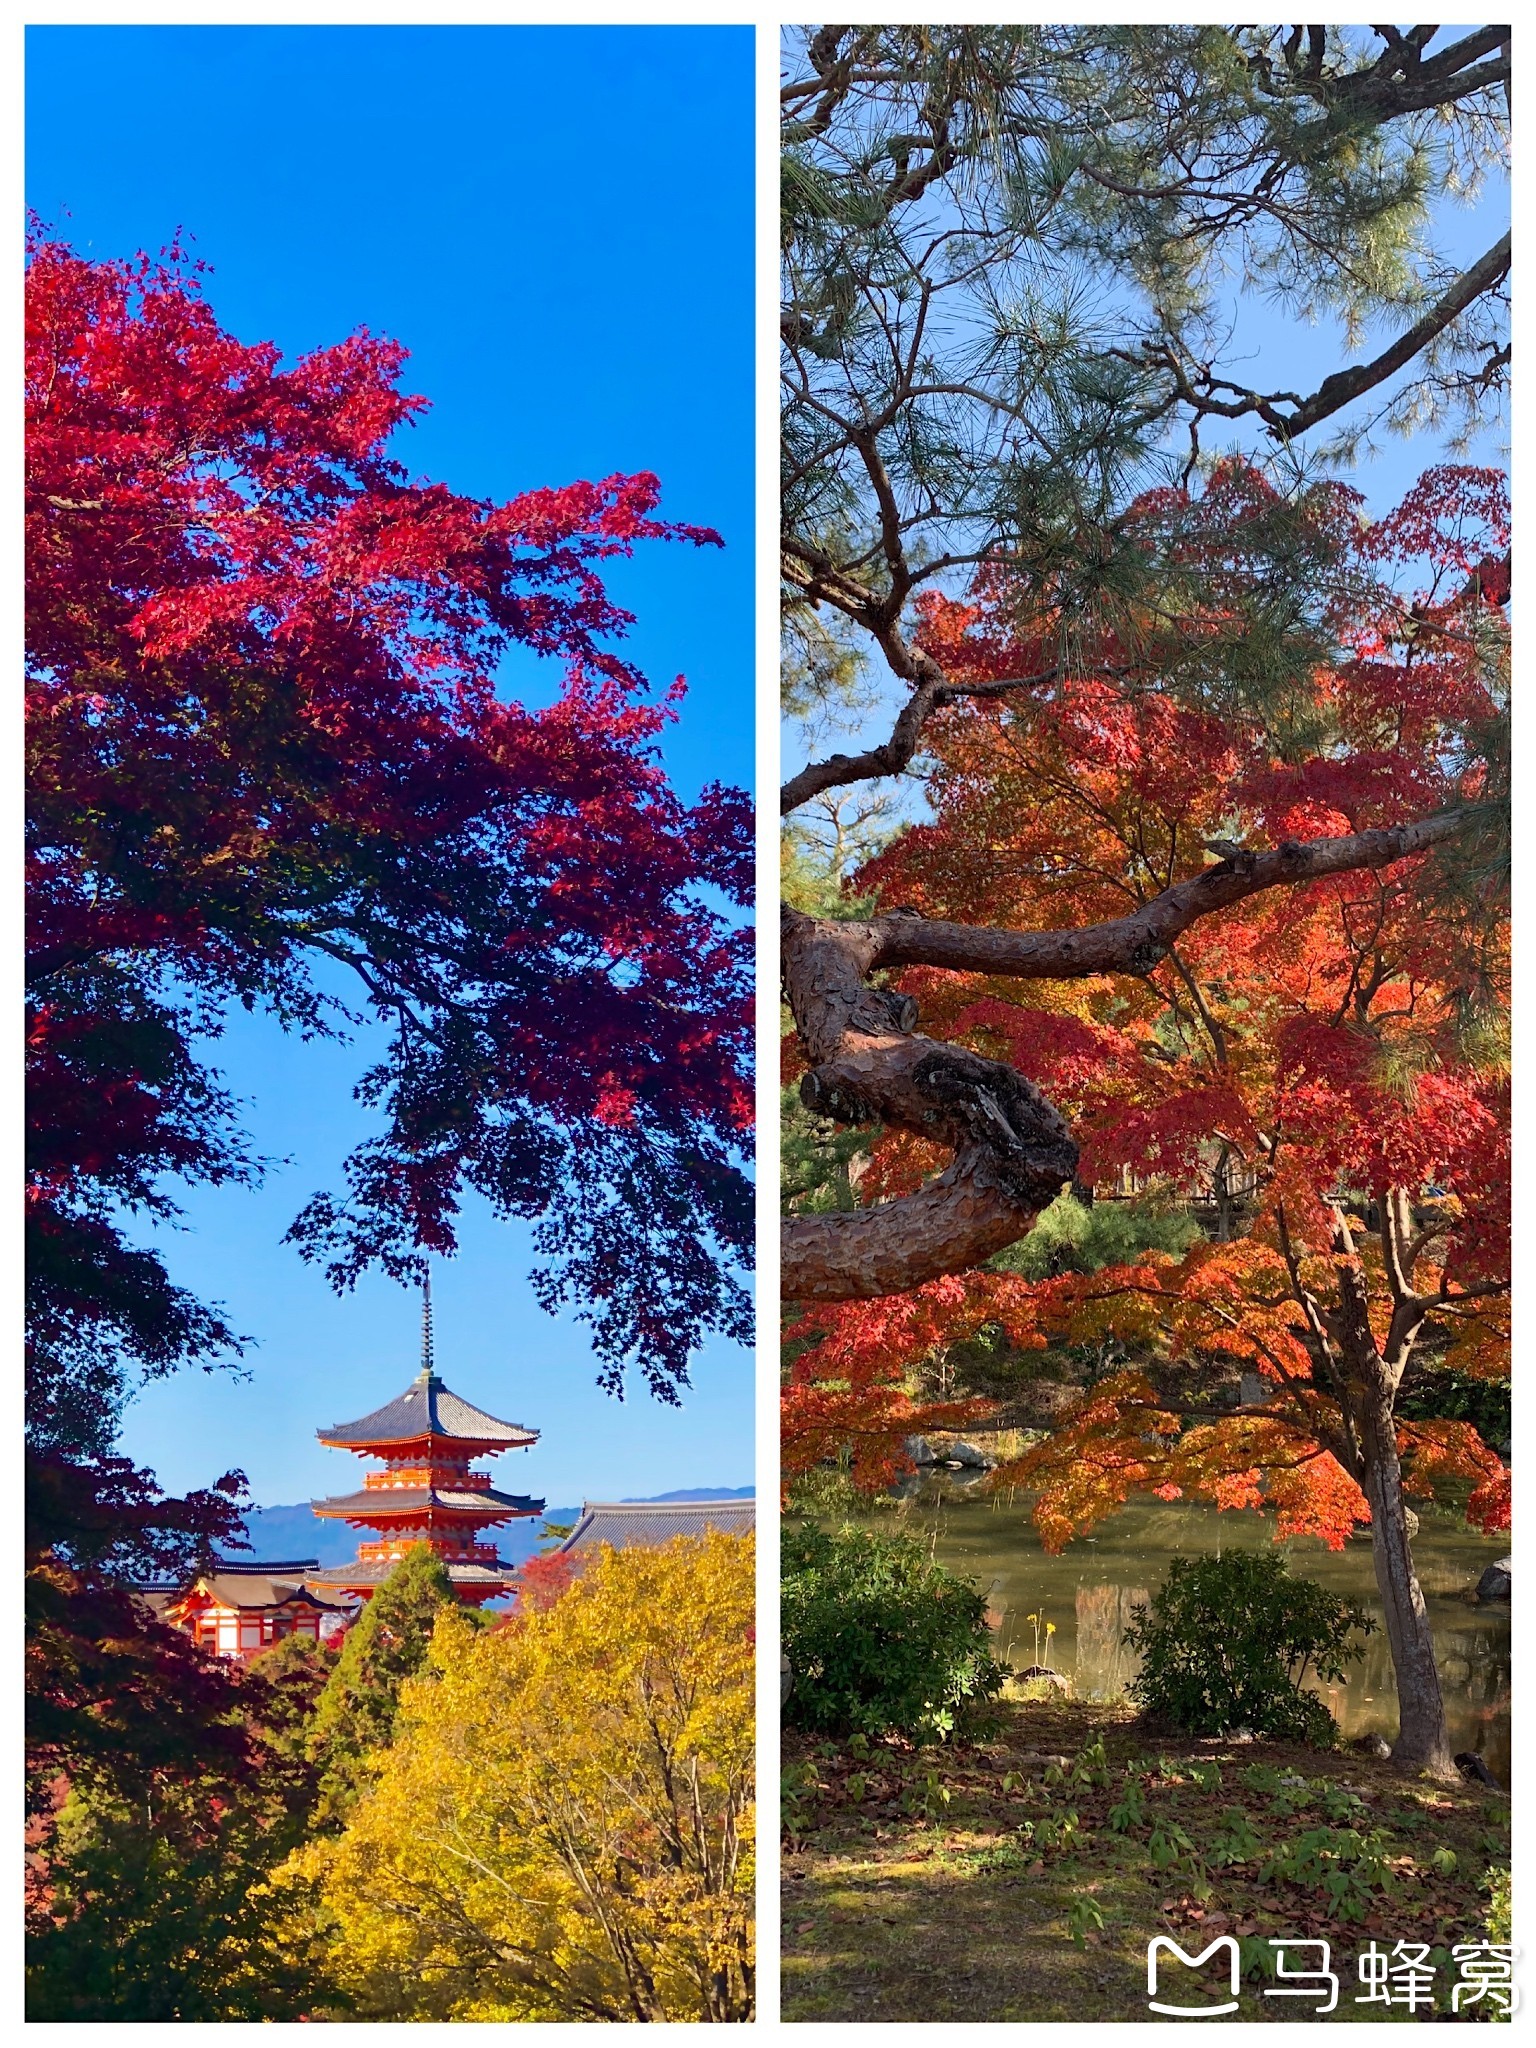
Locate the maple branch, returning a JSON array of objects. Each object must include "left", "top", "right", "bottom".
[
  {"left": 784, "top": 809, "right": 1470, "bottom": 1302},
  {"left": 1434, "top": 1279, "right": 1509, "bottom": 1306},
  {"left": 1274, "top": 1201, "right": 1336, "bottom": 1376}
]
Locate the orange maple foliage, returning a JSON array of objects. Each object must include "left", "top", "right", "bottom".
[{"left": 783, "top": 463, "right": 1510, "bottom": 1549}]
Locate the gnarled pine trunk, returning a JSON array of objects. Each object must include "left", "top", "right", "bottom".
[{"left": 781, "top": 906, "right": 1078, "bottom": 1298}]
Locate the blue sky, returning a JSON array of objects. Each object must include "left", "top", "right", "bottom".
[{"left": 27, "top": 25, "right": 756, "bottom": 1508}]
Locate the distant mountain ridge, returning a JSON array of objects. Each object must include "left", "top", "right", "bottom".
[
  {"left": 621, "top": 1487, "right": 754, "bottom": 1503},
  {"left": 239, "top": 1486, "right": 754, "bottom": 1570}
]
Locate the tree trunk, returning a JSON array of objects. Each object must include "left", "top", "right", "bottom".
[
  {"left": 781, "top": 905, "right": 1078, "bottom": 1300},
  {"left": 1357, "top": 1390, "right": 1454, "bottom": 1777}
]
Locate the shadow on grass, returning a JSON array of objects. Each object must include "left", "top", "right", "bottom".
[{"left": 781, "top": 1702, "right": 1510, "bottom": 2024}]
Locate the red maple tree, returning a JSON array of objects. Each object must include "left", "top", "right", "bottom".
[
  {"left": 26, "top": 232, "right": 751, "bottom": 1800},
  {"left": 784, "top": 462, "right": 1509, "bottom": 1773}
]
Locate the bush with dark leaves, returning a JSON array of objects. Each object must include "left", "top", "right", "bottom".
[
  {"left": 781, "top": 1522, "right": 1003, "bottom": 1740},
  {"left": 1125, "top": 1549, "right": 1372, "bottom": 1746}
]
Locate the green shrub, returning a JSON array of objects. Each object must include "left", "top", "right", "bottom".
[
  {"left": 993, "top": 1190, "right": 1201, "bottom": 1281},
  {"left": 1486, "top": 1864, "right": 1512, "bottom": 1942},
  {"left": 781, "top": 1522, "right": 1004, "bottom": 1739},
  {"left": 1398, "top": 1367, "right": 1511, "bottom": 1457},
  {"left": 1124, "top": 1550, "right": 1372, "bottom": 1746}
]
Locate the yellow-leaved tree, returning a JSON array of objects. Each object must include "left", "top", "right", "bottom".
[{"left": 279, "top": 1529, "right": 754, "bottom": 2022}]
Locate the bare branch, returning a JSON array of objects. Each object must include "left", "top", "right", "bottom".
[{"left": 1271, "top": 234, "right": 1511, "bottom": 440}]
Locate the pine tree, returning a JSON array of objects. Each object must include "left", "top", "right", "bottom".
[{"left": 308, "top": 1545, "right": 463, "bottom": 1814}]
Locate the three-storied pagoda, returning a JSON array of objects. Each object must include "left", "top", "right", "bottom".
[{"left": 308, "top": 1282, "right": 544, "bottom": 1605}]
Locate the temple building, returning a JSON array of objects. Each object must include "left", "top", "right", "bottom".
[
  {"left": 550, "top": 1497, "right": 755, "bottom": 1569},
  {"left": 152, "top": 1559, "right": 351, "bottom": 1662},
  {"left": 307, "top": 1282, "right": 544, "bottom": 1606}
]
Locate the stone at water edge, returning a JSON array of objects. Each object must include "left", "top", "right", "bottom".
[
  {"left": 1475, "top": 1558, "right": 1512, "bottom": 1603},
  {"left": 902, "top": 1433, "right": 995, "bottom": 1469},
  {"left": 946, "top": 1439, "right": 996, "bottom": 1470},
  {"left": 1455, "top": 1751, "right": 1502, "bottom": 1791},
  {"left": 1010, "top": 1665, "right": 1070, "bottom": 1694}
]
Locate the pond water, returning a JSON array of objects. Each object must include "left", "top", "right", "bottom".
[{"left": 831, "top": 1482, "right": 1511, "bottom": 1781}]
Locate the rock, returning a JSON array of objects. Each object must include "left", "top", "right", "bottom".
[
  {"left": 780, "top": 1653, "right": 793, "bottom": 1707},
  {"left": 906, "top": 1432, "right": 995, "bottom": 1469},
  {"left": 946, "top": 1438, "right": 997, "bottom": 1470},
  {"left": 1476, "top": 1559, "right": 1512, "bottom": 1603},
  {"left": 1455, "top": 1751, "right": 1502, "bottom": 1791},
  {"left": 1353, "top": 1733, "right": 1392, "bottom": 1759},
  {"left": 946, "top": 1466, "right": 993, "bottom": 1493},
  {"left": 1004, "top": 1669, "right": 1072, "bottom": 1703}
]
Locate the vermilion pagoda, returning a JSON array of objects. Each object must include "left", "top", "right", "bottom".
[{"left": 308, "top": 1286, "right": 544, "bottom": 1605}]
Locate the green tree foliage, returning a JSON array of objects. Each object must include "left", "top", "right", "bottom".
[
  {"left": 308, "top": 1545, "right": 463, "bottom": 1814},
  {"left": 248, "top": 1632, "right": 337, "bottom": 1761},
  {"left": 1125, "top": 1550, "right": 1373, "bottom": 1746},
  {"left": 992, "top": 1191, "right": 1202, "bottom": 1283},
  {"left": 1398, "top": 1366, "right": 1512, "bottom": 1460},
  {"left": 782, "top": 1522, "right": 1004, "bottom": 1740},
  {"left": 27, "top": 1774, "right": 316, "bottom": 2022},
  {"left": 26, "top": 1652, "right": 326, "bottom": 2023}
]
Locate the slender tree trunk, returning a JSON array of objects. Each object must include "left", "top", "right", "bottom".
[{"left": 1357, "top": 1389, "right": 1454, "bottom": 1777}]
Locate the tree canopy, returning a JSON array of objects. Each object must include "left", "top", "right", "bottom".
[
  {"left": 780, "top": 25, "right": 1509, "bottom": 1778},
  {"left": 25, "top": 230, "right": 751, "bottom": 1828},
  {"left": 288, "top": 1531, "right": 755, "bottom": 2022},
  {"left": 307, "top": 1543, "right": 462, "bottom": 1818}
]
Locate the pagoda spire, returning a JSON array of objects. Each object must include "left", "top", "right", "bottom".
[{"left": 421, "top": 1266, "right": 435, "bottom": 1379}]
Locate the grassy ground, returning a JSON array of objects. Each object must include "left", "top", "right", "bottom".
[{"left": 782, "top": 1701, "right": 1511, "bottom": 2023}]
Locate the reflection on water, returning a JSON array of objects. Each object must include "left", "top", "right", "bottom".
[{"left": 838, "top": 1485, "right": 1511, "bottom": 1781}]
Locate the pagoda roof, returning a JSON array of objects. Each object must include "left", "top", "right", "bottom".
[
  {"left": 317, "top": 1368, "right": 538, "bottom": 1451},
  {"left": 312, "top": 1485, "right": 544, "bottom": 1522},
  {"left": 306, "top": 1558, "right": 512, "bottom": 1591}
]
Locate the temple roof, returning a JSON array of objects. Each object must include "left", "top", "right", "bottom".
[
  {"left": 550, "top": 1498, "right": 755, "bottom": 1561},
  {"left": 168, "top": 1566, "right": 351, "bottom": 1614},
  {"left": 312, "top": 1485, "right": 544, "bottom": 1522},
  {"left": 317, "top": 1368, "right": 538, "bottom": 1452}
]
